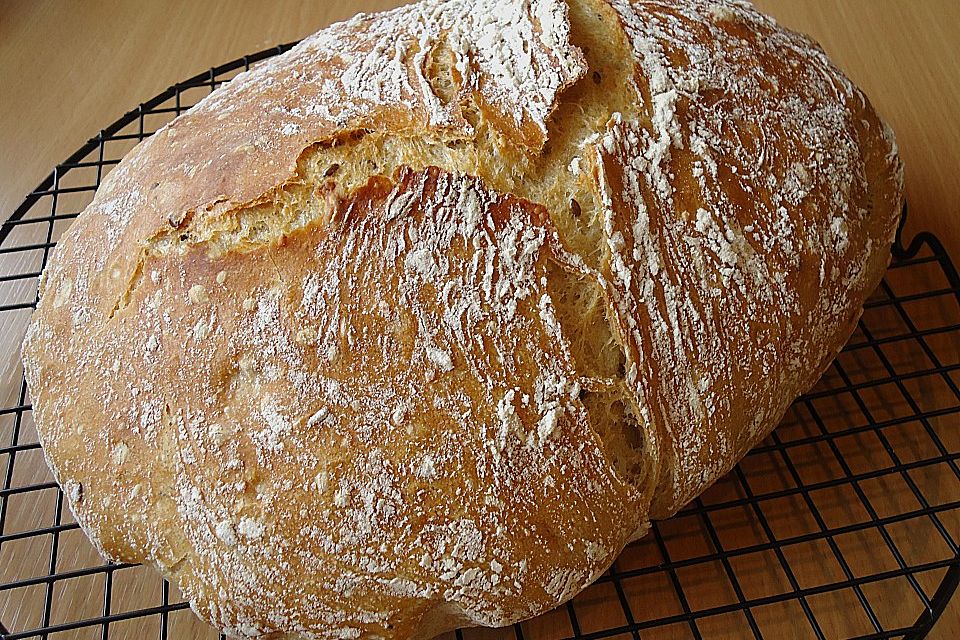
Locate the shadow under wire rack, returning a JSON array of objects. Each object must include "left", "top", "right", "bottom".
[{"left": 1, "top": 44, "right": 958, "bottom": 640}]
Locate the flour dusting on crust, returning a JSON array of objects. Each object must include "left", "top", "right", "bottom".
[
  {"left": 592, "top": 0, "right": 901, "bottom": 515},
  {"left": 26, "top": 166, "right": 640, "bottom": 637}
]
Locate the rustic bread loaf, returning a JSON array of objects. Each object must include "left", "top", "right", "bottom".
[{"left": 22, "top": 0, "right": 903, "bottom": 637}]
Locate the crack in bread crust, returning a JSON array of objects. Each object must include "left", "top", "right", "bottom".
[{"left": 104, "top": 0, "right": 652, "bottom": 498}]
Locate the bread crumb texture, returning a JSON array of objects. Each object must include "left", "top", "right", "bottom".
[{"left": 22, "top": 0, "right": 902, "bottom": 638}]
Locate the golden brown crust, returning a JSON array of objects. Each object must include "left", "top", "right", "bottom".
[
  {"left": 589, "top": 0, "right": 902, "bottom": 517},
  {"left": 22, "top": 0, "right": 903, "bottom": 638},
  {"left": 28, "top": 165, "right": 644, "bottom": 635}
]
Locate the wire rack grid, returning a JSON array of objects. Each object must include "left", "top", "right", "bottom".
[{"left": 0, "top": 44, "right": 958, "bottom": 640}]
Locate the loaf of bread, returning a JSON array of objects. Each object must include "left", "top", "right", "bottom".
[{"left": 22, "top": 0, "right": 903, "bottom": 637}]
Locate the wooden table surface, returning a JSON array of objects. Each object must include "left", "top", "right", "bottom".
[{"left": 0, "top": 1, "right": 958, "bottom": 639}]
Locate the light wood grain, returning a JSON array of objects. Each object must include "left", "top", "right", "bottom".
[{"left": 0, "top": 1, "right": 957, "bottom": 638}]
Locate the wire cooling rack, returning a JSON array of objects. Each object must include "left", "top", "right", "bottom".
[{"left": 1, "top": 44, "right": 959, "bottom": 640}]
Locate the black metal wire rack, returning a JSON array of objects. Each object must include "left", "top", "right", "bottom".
[{"left": 1, "top": 44, "right": 959, "bottom": 640}]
